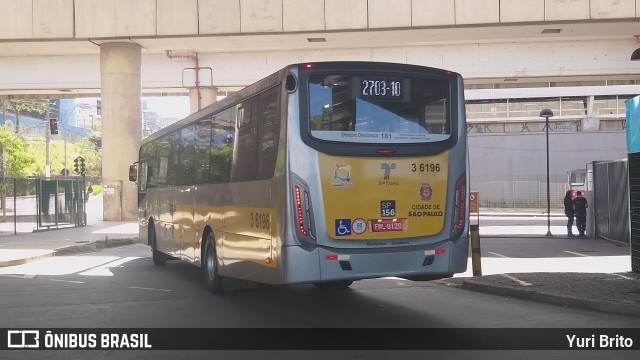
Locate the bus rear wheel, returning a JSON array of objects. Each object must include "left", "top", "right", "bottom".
[
  {"left": 203, "top": 233, "right": 224, "bottom": 293},
  {"left": 313, "top": 280, "right": 353, "bottom": 289},
  {"left": 150, "top": 224, "right": 167, "bottom": 266}
]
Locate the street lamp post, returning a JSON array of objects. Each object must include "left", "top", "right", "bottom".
[{"left": 540, "top": 109, "right": 554, "bottom": 238}]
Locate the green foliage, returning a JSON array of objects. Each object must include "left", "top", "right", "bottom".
[
  {"left": 0, "top": 128, "right": 38, "bottom": 177},
  {"left": 310, "top": 115, "right": 323, "bottom": 130},
  {"left": 90, "top": 184, "right": 103, "bottom": 195},
  {"left": 3, "top": 99, "right": 50, "bottom": 119},
  {"left": 0, "top": 126, "right": 102, "bottom": 178},
  {"left": 86, "top": 131, "right": 102, "bottom": 149},
  {"left": 210, "top": 146, "right": 232, "bottom": 182},
  {"left": 75, "top": 137, "right": 102, "bottom": 177}
]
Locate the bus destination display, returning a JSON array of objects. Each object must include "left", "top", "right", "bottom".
[{"left": 360, "top": 78, "right": 407, "bottom": 100}]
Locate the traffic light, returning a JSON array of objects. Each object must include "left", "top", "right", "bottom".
[
  {"left": 73, "top": 157, "right": 80, "bottom": 174},
  {"left": 49, "top": 118, "right": 59, "bottom": 135},
  {"left": 80, "top": 157, "right": 86, "bottom": 177}
]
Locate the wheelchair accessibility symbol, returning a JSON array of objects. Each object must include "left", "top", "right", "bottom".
[{"left": 335, "top": 219, "right": 352, "bottom": 236}]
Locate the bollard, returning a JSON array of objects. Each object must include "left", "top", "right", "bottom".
[{"left": 470, "top": 224, "right": 482, "bottom": 276}]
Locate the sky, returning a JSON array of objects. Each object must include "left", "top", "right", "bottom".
[
  {"left": 143, "top": 96, "right": 190, "bottom": 119},
  {"left": 76, "top": 96, "right": 191, "bottom": 120}
]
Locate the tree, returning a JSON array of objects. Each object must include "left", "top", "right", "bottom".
[
  {"left": 3, "top": 99, "right": 51, "bottom": 134},
  {"left": 75, "top": 137, "right": 102, "bottom": 178},
  {"left": 0, "top": 127, "right": 38, "bottom": 178},
  {"left": 24, "top": 137, "right": 102, "bottom": 178}
]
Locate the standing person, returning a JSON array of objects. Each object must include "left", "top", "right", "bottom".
[
  {"left": 563, "top": 190, "right": 575, "bottom": 237},
  {"left": 574, "top": 190, "right": 588, "bottom": 238},
  {"left": 86, "top": 184, "right": 93, "bottom": 203}
]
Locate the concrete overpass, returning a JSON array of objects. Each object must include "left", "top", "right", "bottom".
[{"left": 0, "top": 0, "right": 639, "bottom": 220}]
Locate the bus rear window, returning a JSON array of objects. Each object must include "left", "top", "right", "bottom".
[{"left": 308, "top": 74, "right": 450, "bottom": 144}]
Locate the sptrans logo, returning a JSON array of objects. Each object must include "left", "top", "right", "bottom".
[{"left": 5, "top": 330, "right": 152, "bottom": 350}]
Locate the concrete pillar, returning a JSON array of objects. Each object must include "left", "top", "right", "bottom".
[
  {"left": 100, "top": 42, "right": 141, "bottom": 221},
  {"left": 582, "top": 95, "right": 600, "bottom": 132},
  {"left": 189, "top": 87, "right": 218, "bottom": 114}
]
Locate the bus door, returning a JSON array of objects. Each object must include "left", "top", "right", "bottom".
[
  {"left": 155, "top": 133, "right": 179, "bottom": 257},
  {"left": 134, "top": 160, "right": 149, "bottom": 223},
  {"left": 175, "top": 125, "right": 197, "bottom": 262}
]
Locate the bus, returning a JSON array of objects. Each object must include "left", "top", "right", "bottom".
[
  {"left": 129, "top": 61, "right": 469, "bottom": 293},
  {"left": 568, "top": 168, "right": 589, "bottom": 199}
]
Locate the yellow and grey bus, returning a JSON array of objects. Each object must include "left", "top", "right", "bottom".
[{"left": 130, "top": 61, "right": 469, "bottom": 292}]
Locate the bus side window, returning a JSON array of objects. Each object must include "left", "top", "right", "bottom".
[
  {"left": 257, "top": 87, "right": 280, "bottom": 180},
  {"left": 138, "top": 162, "right": 148, "bottom": 191},
  {"left": 156, "top": 139, "right": 170, "bottom": 185},
  {"left": 210, "top": 107, "right": 235, "bottom": 183},
  {"left": 231, "top": 99, "right": 258, "bottom": 182},
  {"left": 166, "top": 131, "right": 181, "bottom": 185},
  {"left": 178, "top": 125, "right": 196, "bottom": 186},
  {"left": 141, "top": 142, "right": 157, "bottom": 188},
  {"left": 195, "top": 118, "right": 212, "bottom": 184}
]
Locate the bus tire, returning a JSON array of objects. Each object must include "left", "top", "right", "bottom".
[
  {"left": 313, "top": 280, "right": 353, "bottom": 289},
  {"left": 203, "top": 233, "right": 224, "bottom": 293},
  {"left": 150, "top": 223, "right": 167, "bottom": 266}
]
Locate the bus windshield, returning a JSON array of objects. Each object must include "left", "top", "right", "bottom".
[
  {"left": 570, "top": 169, "right": 587, "bottom": 186},
  {"left": 308, "top": 74, "right": 450, "bottom": 144}
]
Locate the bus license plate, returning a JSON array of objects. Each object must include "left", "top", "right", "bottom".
[{"left": 372, "top": 219, "right": 404, "bottom": 232}]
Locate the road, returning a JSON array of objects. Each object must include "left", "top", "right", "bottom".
[
  {"left": 0, "top": 244, "right": 635, "bottom": 328},
  {"left": 0, "top": 216, "right": 637, "bottom": 359}
]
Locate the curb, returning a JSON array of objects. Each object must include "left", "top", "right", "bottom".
[
  {"left": 0, "top": 237, "right": 141, "bottom": 268},
  {"left": 461, "top": 280, "right": 640, "bottom": 317},
  {"left": 54, "top": 237, "right": 141, "bottom": 256},
  {"left": 0, "top": 253, "right": 55, "bottom": 268}
]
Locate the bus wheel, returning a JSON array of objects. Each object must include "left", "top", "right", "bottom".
[
  {"left": 313, "top": 280, "right": 353, "bottom": 289},
  {"left": 203, "top": 233, "right": 224, "bottom": 293},
  {"left": 150, "top": 224, "right": 167, "bottom": 266}
]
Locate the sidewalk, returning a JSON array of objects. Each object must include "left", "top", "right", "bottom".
[
  {"left": 0, "top": 220, "right": 139, "bottom": 267},
  {"left": 0, "top": 218, "right": 638, "bottom": 317},
  {"left": 439, "top": 272, "right": 640, "bottom": 317}
]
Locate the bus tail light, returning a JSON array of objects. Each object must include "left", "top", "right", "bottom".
[
  {"left": 451, "top": 174, "right": 466, "bottom": 239},
  {"left": 295, "top": 186, "right": 308, "bottom": 236},
  {"left": 292, "top": 177, "right": 316, "bottom": 245}
]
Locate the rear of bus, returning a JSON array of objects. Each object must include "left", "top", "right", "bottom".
[{"left": 282, "top": 62, "right": 469, "bottom": 285}]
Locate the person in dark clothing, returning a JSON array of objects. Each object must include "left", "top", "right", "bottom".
[
  {"left": 86, "top": 185, "right": 93, "bottom": 203},
  {"left": 574, "top": 191, "right": 588, "bottom": 237},
  {"left": 563, "top": 190, "right": 575, "bottom": 237}
]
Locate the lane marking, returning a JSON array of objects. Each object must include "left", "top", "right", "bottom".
[
  {"left": 49, "top": 279, "right": 85, "bottom": 284},
  {"left": 499, "top": 274, "right": 532, "bottom": 286},
  {"left": 564, "top": 251, "right": 589, "bottom": 257},
  {"left": 128, "top": 286, "right": 172, "bottom": 292},
  {"left": 488, "top": 252, "right": 509, "bottom": 258}
]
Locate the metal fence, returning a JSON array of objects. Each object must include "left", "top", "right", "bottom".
[
  {"left": 593, "top": 159, "right": 630, "bottom": 244},
  {"left": 629, "top": 153, "right": 640, "bottom": 273},
  {"left": 471, "top": 181, "right": 568, "bottom": 212},
  {"left": 0, "top": 177, "right": 86, "bottom": 236}
]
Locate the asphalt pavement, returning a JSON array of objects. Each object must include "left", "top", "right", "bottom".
[{"left": 0, "top": 209, "right": 638, "bottom": 317}]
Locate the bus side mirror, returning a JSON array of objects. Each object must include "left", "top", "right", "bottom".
[{"left": 129, "top": 164, "right": 138, "bottom": 182}]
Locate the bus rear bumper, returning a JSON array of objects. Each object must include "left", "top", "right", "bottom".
[{"left": 282, "top": 236, "right": 469, "bottom": 284}]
